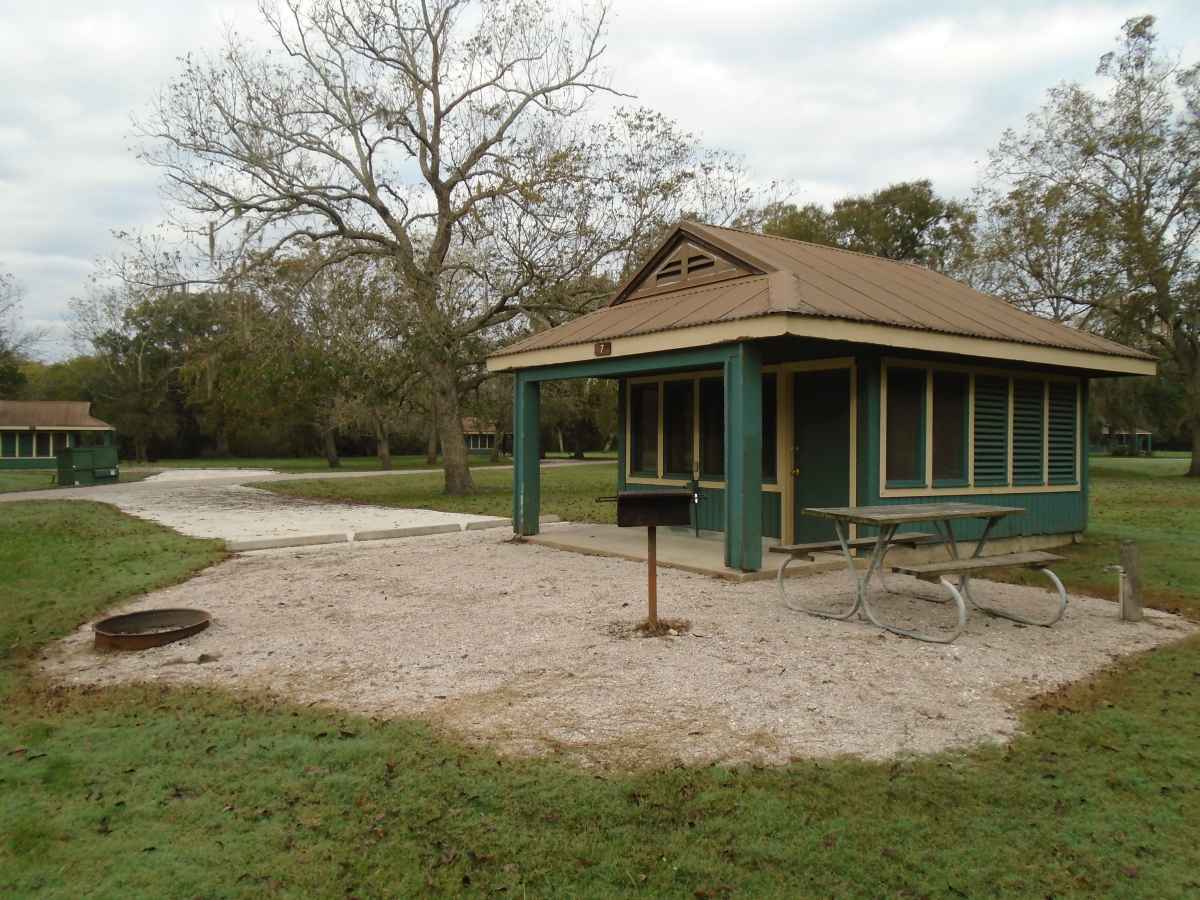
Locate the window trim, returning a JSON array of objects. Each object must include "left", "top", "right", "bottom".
[
  {"left": 883, "top": 364, "right": 929, "bottom": 489},
  {"left": 662, "top": 378, "right": 696, "bottom": 479},
  {"left": 624, "top": 367, "right": 784, "bottom": 493},
  {"left": 879, "top": 358, "right": 1081, "bottom": 498},
  {"left": 930, "top": 370, "right": 971, "bottom": 489},
  {"left": 627, "top": 380, "right": 662, "bottom": 478}
]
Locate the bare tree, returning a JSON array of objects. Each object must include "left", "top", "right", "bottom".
[{"left": 138, "top": 0, "right": 628, "bottom": 493}]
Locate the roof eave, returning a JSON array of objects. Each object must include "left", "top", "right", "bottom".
[{"left": 485, "top": 313, "right": 1157, "bottom": 377}]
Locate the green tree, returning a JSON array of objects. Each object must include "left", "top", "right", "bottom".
[
  {"left": 70, "top": 285, "right": 179, "bottom": 462},
  {"left": 763, "top": 180, "right": 975, "bottom": 273},
  {"left": 978, "top": 15, "right": 1200, "bottom": 475}
]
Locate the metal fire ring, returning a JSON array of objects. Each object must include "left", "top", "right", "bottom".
[{"left": 93, "top": 608, "right": 212, "bottom": 651}]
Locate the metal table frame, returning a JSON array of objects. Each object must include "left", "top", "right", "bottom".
[{"left": 777, "top": 503, "right": 1068, "bottom": 643}]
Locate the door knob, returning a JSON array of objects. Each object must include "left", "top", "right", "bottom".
[{"left": 790, "top": 467, "right": 800, "bottom": 477}]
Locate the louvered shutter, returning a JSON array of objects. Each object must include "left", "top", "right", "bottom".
[
  {"left": 1047, "top": 382, "right": 1078, "bottom": 484},
  {"left": 973, "top": 375, "right": 1009, "bottom": 486},
  {"left": 1012, "top": 379, "right": 1045, "bottom": 485}
]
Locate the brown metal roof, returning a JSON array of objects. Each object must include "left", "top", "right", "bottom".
[
  {"left": 491, "top": 221, "right": 1151, "bottom": 363},
  {"left": 0, "top": 401, "right": 113, "bottom": 429}
]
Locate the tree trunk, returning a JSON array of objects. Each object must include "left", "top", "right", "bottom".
[
  {"left": 214, "top": 427, "right": 231, "bottom": 458},
  {"left": 556, "top": 428, "right": 565, "bottom": 455},
  {"left": 425, "top": 399, "right": 439, "bottom": 465},
  {"left": 322, "top": 428, "right": 340, "bottom": 468},
  {"left": 375, "top": 419, "right": 392, "bottom": 470},
  {"left": 431, "top": 360, "right": 473, "bottom": 494},
  {"left": 1189, "top": 423, "right": 1200, "bottom": 477},
  {"left": 134, "top": 436, "right": 148, "bottom": 464}
]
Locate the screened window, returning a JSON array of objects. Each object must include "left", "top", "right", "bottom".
[
  {"left": 35, "top": 432, "right": 51, "bottom": 457},
  {"left": 663, "top": 380, "right": 694, "bottom": 476},
  {"left": 630, "top": 383, "right": 659, "bottom": 475},
  {"left": 761, "top": 374, "right": 777, "bottom": 482},
  {"left": 883, "top": 365, "right": 1081, "bottom": 495},
  {"left": 18, "top": 433, "right": 33, "bottom": 457},
  {"left": 931, "top": 372, "right": 968, "bottom": 483},
  {"left": 0, "top": 433, "right": 14, "bottom": 458},
  {"left": 699, "top": 377, "right": 724, "bottom": 478},
  {"left": 886, "top": 367, "right": 926, "bottom": 485}
]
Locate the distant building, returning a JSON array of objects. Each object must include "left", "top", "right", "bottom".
[
  {"left": 0, "top": 401, "right": 116, "bottom": 469},
  {"left": 461, "top": 417, "right": 511, "bottom": 454},
  {"left": 1102, "top": 426, "right": 1153, "bottom": 456}
]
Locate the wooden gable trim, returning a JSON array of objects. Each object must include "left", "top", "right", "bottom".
[{"left": 610, "top": 227, "right": 767, "bottom": 307}]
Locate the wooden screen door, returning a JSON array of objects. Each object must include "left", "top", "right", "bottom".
[{"left": 791, "top": 368, "right": 852, "bottom": 543}]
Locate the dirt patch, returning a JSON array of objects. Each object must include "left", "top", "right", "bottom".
[{"left": 41, "top": 529, "right": 1194, "bottom": 769}]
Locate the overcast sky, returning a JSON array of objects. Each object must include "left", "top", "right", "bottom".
[{"left": 2, "top": 1, "right": 1198, "bottom": 359}]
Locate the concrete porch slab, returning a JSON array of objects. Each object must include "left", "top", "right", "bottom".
[{"left": 523, "top": 523, "right": 848, "bottom": 582}]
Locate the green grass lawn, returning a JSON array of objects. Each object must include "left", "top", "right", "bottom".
[
  {"left": 263, "top": 462, "right": 621, "bottom": 524},
  {"left": 0, "top": 469, "right": 157, "bottom": 495},
  {"left": 990, "top": 456, "right": 1200, "bottom": 617},
  {"left": 3, "top": 471, "right": 1200, "bottom": 896}
]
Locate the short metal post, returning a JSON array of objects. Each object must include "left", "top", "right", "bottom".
[
  {"left": 1119, "top": 540, "right": 1142, "bottom": 622},
  {"left": 647, "top": 525, "right": 658, "bottom": 627}
]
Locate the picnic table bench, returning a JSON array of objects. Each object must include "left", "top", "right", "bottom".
[
  {"left": 776, "top": 503, "right": 1070, "bottom": 643},
  {"left": 768, "top": 531, "right": 936, "bottom": 561}
]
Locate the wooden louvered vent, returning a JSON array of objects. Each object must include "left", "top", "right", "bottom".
[
  {"left": 1047, "top": 382, "right": 1078, "bottom": 484},
  {"left": 972, "top": 375, "right": 1009, "bottom": 486},
  {"left": 1012, "top": 379, "right": 1045, "bottom": 485},
  {"left": 655, "top": 250, "right": 716, "bottom": 285},
  {"left": 619, "top": 239, "right": 751, "bottom": 303}
]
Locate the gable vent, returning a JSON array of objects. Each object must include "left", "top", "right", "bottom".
[
  {"left": 656, "top": 260, "right": 683, "bottom": 283},
  {"left": 618, "top": 237, "right": 755, "bottom": 304}
]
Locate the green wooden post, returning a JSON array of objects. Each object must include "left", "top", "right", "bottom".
[
  {"left": 725, "top": 343, "right": 763, "bottom": 571},
  {"left": 615, "top": 378, "right": 627, "bottom": 491},
  {"left": 512, "top": 374, "right": 541, "bottom": 535}
]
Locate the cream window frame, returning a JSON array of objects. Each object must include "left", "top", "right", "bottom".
[
  {"left": 879, "top": 358, "right": 1082, "bottom": 498},
  {"left": 625, "top": 367, "right": 785, "bottom": 493}
]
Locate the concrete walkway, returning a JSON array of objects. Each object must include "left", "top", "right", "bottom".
[{"left": 1, "top": 461, "right": 597, "bottom": 550}]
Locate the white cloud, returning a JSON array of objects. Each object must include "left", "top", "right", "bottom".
[{"left": 2, "top": 0, "right": 1198, "bottom": 359}]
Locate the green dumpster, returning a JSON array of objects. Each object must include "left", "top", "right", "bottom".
[{"left": 56, "top": 446, "right": 120, "bottom": 486}]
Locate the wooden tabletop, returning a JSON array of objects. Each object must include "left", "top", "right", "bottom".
[{"left": 802, "top": 503, "right": 1025, "bottom": 526}]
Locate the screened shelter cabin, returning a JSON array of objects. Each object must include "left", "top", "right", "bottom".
[
  {"left": 0, "top": 401, "right": 115, "bottom": 470},
  {"left": 486, "top": 222, "right": 1156, "bottom": 573},
  {"left": 461, "top": 418, "right": 510, "bottom": 455}
]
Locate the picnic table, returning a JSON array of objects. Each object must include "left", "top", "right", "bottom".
[{"left": 773, "top": 502, "right": 1068, "bottom": 643}]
